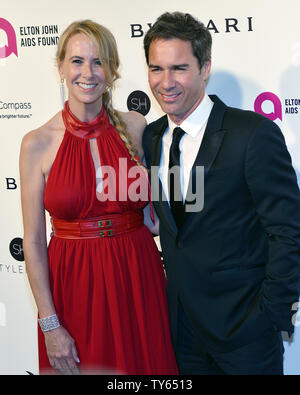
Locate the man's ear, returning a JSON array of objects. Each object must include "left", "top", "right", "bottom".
[{"left": 202, "top": 60, "right": 211, "bottom": 81}]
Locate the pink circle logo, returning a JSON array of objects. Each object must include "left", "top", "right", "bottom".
[
  {"left": 254, "top": 92, "right": 282, "bottom": 121},
  {"left": 0, "top": 18, "right": 18, "bottom": 59}
]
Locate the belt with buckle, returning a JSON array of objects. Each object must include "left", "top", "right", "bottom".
[{"left": 52, "top": 211, "right": 144, "bottom": 239}]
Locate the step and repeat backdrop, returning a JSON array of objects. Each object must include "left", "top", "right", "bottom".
[{"left": 0, "top": 0, "right": 299, "bottom": 374}]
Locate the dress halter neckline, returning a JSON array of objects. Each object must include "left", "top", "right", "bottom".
[{"left": 62, "top": 101, "right": 111, "bottom": 139}]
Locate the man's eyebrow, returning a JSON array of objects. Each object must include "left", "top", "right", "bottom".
[
  {"left": 172, "top": 64, "right": 189, "bottom": 68},
  {"left": 149, "top": 64, "right": 161, "bottom": 68},
  {"left": 148, "top": 63, "right": 189, "bottom": 68}
]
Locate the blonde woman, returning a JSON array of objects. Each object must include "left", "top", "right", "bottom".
[{"left": 20, "top": 20, "right": 177, "bottom": 375}]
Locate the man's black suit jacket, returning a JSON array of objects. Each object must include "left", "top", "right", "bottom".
[{"left": 143, "top": 95, "right": 300, "bottom": 352}]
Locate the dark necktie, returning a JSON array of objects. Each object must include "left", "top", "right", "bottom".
[{"left": 168, "top": 127, "right": 185, "bottom": 228}]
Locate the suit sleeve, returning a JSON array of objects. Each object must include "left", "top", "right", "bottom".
[
  {"left": 245, "top": 118, "right": 300, "bottom": 334},
  {"left": 142, "top": 125, "right": 152, "bottom": 170}
]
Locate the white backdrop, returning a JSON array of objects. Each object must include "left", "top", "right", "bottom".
[{"left": 0, "top": 0, "right": 299, "bottom": 374}]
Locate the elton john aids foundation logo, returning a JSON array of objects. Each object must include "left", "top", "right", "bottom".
[
  {"left": 254, "top": 92, "right": 282, "bottom": 122},
  {"left": 0, "top": 18, "right": 18, "bottom": 59}
]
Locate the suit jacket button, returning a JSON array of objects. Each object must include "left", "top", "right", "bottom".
[{"left": 177, "top": 241, "right": 183, "bottom": 248}]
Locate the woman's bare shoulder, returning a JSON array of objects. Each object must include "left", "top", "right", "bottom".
[
  {"left": 21, "top": 112, "right": 63, "bottom": 155},
  {"left": 119, "top": 110, "right": 147, "bottom": 130},
  {"left": 119, "top": 110, "right": 147, "bottom": 150}
]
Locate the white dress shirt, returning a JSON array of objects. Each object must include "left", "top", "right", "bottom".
[{"left": 159, "top": 93, "right": 214, "bottom": 203}]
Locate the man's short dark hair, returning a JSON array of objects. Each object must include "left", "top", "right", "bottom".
[{"left": 144, "top": 12, "right": 212, "bottom": 70}]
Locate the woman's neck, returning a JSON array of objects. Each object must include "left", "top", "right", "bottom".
[{"left": 68, "top": 99, "right": 103, "bottom": 122}]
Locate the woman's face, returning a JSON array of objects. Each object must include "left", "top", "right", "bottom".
[{"left": 59, "top": 33, "right": 107, "bottom": 112}]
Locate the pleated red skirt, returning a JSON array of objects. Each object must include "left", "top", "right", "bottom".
[{"left": 39, "top": 104, "right": 178, "bottom": 374}]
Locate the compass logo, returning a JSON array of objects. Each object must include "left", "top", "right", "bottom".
[{"left": 0, "top": 18, "right": 18, "bottom": 59}]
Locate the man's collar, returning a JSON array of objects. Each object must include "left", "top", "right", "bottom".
[{"left": 167, "top": 94, "right": 213, "bottom": 138}]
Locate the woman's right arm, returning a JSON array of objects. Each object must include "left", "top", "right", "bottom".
[
  {"left": 20, "top": 131, "right": 56, "bottom": 319},
  {"left": 19, "top": 131, "right": 79, "bottom": 375}
]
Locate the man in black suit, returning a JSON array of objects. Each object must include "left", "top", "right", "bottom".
[{"left": 142, "top": 12, "right": 300, "bottom": 374}]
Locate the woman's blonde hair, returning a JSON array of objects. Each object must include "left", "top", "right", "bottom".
[{"left": 57, "top": 20, "right": 141, "bottom": 165}]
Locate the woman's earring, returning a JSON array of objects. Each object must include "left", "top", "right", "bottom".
[
  {"left": 60, "top": 79, "right": 66, "bottom": 108},
  {"left": 109, "top": 87, "right": 112, "bottom": 104}
]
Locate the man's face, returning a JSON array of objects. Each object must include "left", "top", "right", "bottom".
[{"left": 148, "top": 38, "right": 211, "bottom": 124}]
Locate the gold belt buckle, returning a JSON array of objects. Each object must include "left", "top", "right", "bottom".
[
  {"left": 98, "top": 219, "right": 112, "bottom": 228},
  {"left": 99, "top": 229, "right": 114, "bottom": 237}
]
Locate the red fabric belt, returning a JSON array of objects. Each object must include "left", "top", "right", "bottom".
[{"left": 52, "top": 211, "right": 144, "bottom": 239}]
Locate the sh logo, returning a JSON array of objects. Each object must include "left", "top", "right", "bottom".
[
  {"left": 0, "top": 18, "right": 18, "bottom": 59},
  {"left": 127, "top": 90, "right": 151, "bottom": 116},
  {"left": 9, "top": 238, "right": 24, "bottom": 261}
]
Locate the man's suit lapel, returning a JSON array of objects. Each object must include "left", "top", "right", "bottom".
[
  {"left": 150, "top": 115, "right": 178, "bottom": 237},
  {"left": 150, "top": 95, "right": 227, "bottom": 238},
  {"left": 180, "top": 95, "right": 227, "bottom": 238}
]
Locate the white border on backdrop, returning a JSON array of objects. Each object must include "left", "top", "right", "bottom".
[{"left": 0, "top": 0, "right": 299, "bottom": 374}]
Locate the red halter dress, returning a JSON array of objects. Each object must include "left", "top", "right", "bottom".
[{"left": 39, "top": 102, "right": 178, "bottom": 374}]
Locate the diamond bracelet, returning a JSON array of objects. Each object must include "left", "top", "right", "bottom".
[{"left": 38, "top": 314, "right": 61, "bottom": 332}]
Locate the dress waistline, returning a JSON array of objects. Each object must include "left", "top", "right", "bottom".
[{"left": 52, "top": 211, "right": 144, "bottom": 239}]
